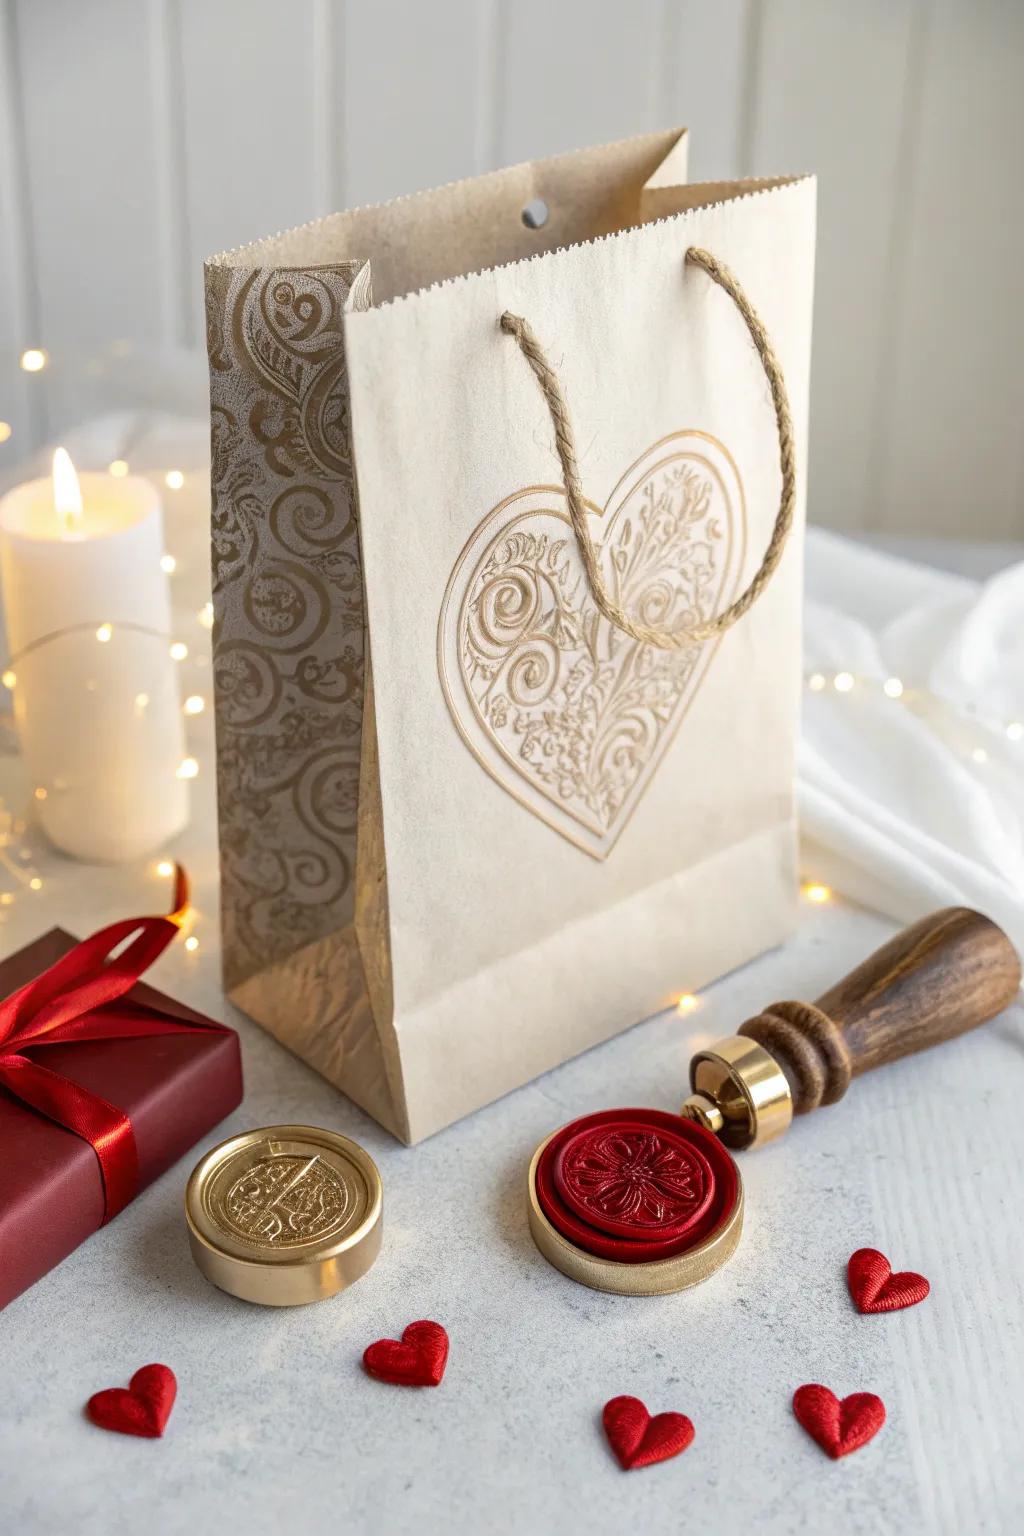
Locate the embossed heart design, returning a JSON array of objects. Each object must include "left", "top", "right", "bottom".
[{"left": 438, "top": 432, "right": 746, "bottom": 857}]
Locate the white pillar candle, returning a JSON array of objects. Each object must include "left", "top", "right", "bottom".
[{"left": 0, "top": 451, "right": 188, "bottom": 862}]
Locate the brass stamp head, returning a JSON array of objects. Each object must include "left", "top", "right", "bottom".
[
  {"left": 680, "top": 1035, "right": 793, "bottom": 1150},
  {"left": 186, "top": 1125, "right": 383, "bottom": 1306}
]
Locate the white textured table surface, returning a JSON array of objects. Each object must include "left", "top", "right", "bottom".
[
  {"left": 1, "top": 511, "right": 1023, "bottom": 1535},
  {"left": 1, "top": 839, "right": 1022, "bottom": 1535}
]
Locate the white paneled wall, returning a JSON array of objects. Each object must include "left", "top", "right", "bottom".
[{"left": 0, "top": 0, "right": 1022, "bottom": 537}]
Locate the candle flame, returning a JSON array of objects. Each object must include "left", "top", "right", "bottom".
[{"left": 52, "top": 447, "right": 84, "bottom": 534}]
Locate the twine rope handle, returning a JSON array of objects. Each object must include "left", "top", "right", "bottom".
[{"left": 500, "top": 246, "right": 796, "bottom": 648}]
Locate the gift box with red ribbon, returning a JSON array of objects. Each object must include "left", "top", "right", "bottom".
[{"left": 0, "top": 870, "right": 243, "bottom": 1309}]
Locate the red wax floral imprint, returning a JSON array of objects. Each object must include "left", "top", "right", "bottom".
[
  {"left": 86, "top": 1364, "right": 177, "bottom": 1438},
  {"left": 363, "top": 1321, "right": 449, "bottom": 1387},
  {"left": 847, "top": 1247, "right": 930, "bottom": 1314},
  {"left": 554, "top": 1120, "right": 714, "bottom": 1240},
  {"left": 603, "top": 1395, "right": 695, "bottom": 1470},
  {"left": 792, "top": 1384, "right": 885, "bottom": 1459},
  {"left": 536, "top": 1108, "right": 739, "bottom": 1264}
]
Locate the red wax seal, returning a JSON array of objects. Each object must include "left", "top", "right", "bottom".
[
  {"left": 553, "top": 1120, "right": 714, "bottom": 1241},
  {"left": 536, "top": 1109, "right": 738, "bottom": 1264}
]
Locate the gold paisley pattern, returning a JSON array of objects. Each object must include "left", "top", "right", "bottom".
[
  {"left": 206, "top": 262, "right": 370, "bottom": 990},
  {"left": 438, "top": 434, "right": 746, "bottom": 858}
]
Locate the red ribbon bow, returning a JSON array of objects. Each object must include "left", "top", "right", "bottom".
[{"left": 0, "top": 867, "right": 227, "bottom": 1222}]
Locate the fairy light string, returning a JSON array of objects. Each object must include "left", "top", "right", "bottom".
[{"left": 806, "top": 669, "right": 1023, "bottom": 756}]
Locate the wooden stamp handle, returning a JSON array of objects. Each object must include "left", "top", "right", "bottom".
[{"left": 738, "top": 908, "right": 1022, "bottom": 1115}]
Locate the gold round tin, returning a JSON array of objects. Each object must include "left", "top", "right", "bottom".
[
  {"left": 185, "top": 1125, "right": 383, "bottom": 1306},
  {"left": 527, "top": 1133, "right": 743, "bottom": 1296}
]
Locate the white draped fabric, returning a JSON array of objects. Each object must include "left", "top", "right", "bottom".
[{"left": 800, "top": 528, "right": 1024, "bottom": 949}]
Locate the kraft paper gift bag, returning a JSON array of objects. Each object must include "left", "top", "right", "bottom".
[{"left": 205, "top": 128, "right": 815, "bottom": 1143}]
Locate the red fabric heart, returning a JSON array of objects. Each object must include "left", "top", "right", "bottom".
[
  {"left": 602, "top": 1395, "right": 695, "bottom": 1470},
  {"left": 86, "top": 1364, "right": 177, "bottom": 1438},
  {"left": 848, "top": 1247, "right": 930, "bottom": 1313},
  {"left": 363, "top": 1320, "right": 449, "bottom": 1387},
  {"left": 793, "top": 1384, "right": 885, "bottom": 1459}
]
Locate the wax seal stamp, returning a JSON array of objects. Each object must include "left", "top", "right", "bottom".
[
  {"left": 528, "top": 1108, "right": 742, "bottom": 1293},
  {"left": 186, "top": 1125, "right": 382, "bottom": 1305},
  {"left": 529, "top": 908, "right": 1021, "bottom": 1294}
]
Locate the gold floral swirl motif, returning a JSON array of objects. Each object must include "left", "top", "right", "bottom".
[
  {"left": 503, "top": 640, "right": 560, "bottom": 709},
  {"left": 594, "top": 709, "right": 660, "bottom": 798},
  {"left": 215, "top": 712, "right": 356, "bottom": 962},
  {"left": 301, "top": 351, "right": 355, "bottom": 479},
  {"left": 294, "top": 746, "right": 360, "bottom": 842},
  {"left": 270, "top": 484, "right": 353, "bottom": 554},
  {"left": 471, "top": 562, "right": 542, "bottom": 653},
  {"left": 206, "top": 283, "right": 232, "bottom": 374},
  {"left": 210, "top": 405, "right": 267, "bottom": 590},
  {"left": 220, "top": 701, "right": 360, "bottom": 793},
  {"left": 213, "top": 643, "right": 282, "bottom": 729},
  {"left": 210, "top": 404, "right": 239, "bottom": 489},
  {"left": 205, "top": 260, "right": 369, "bottom": 989},
  {"left": 221, "top": 1155, "right": 351, "bottom": 1246},
  {"left": 228, "top": 270, "right": 353, "bottom": 481},
  {"left": 249, "top": 394, "right": 316, "bottom": 480},
  {"left": 258, "top": 274, "right": 341, "bottom": 363},
  {"left": 218, "top": 815, "right": 351, "bottom": 967},
  {"left": 293, "top": 649, "right": 361, "bottom": 705},
  {"left": 241, "top": 561, "right": 330, "bottom": 653},
  {"left": 307, "top": 546, "right": 363, "bottom": 601},
  {"left": 438, "top": 434, "right": 747, "bottom": 859}
]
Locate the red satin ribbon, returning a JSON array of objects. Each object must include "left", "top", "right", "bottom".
[{"left": 0, "top": 867, "right": 228, "bottom": 1223}]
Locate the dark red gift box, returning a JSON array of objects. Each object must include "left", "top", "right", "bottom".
[{"left": 0, "top": 880, "right": 242, "bottom": 1310}]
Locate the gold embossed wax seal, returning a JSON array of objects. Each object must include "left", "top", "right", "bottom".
[{"left": 185, "top": 1125, "right": 382, "bottom": 1305}]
